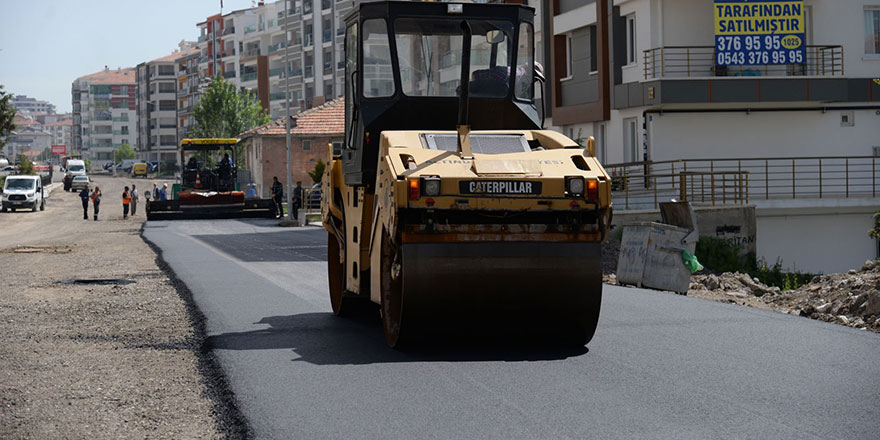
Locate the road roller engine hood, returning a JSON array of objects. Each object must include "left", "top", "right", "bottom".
[{"left": 379, "top": 130, "right": 611, "bottom": 211}]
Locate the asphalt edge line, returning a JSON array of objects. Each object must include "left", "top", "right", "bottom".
[{"left": 140, "top": 222, "right": 253, "bottom": 440}]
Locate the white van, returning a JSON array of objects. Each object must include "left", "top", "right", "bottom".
[
  {"left": 66, "top": 159, "right": 87, "bottom": 177},
  {"left": 1, "top": 175, "right": 45, "bottom": 212}
]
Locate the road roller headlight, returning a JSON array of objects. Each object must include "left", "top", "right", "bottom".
[
  {"left": 421, "top": 176, "right": 441, "bottom": 196},
  {"left": 565, "top": 176, "right": 585, "bottom": 196}
]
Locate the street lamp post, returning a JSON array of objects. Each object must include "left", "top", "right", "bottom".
[{"left": 284, "top": 0, "right": 294, "bottom": 222}]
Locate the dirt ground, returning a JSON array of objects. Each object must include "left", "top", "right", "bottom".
[{"left": 0, "top": 174, "right": 247, "bottom": 439}]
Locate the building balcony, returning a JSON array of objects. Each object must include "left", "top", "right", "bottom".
[
  {"left": 243, "top": 48, "right": 261, "bottom": 58},
  {"left": 269, "top": 67, "right": 286, "bottom": 77},
  {"left": 241, "top": 72, "right": 257, "bottom": 82},
  {"left": 244, "top": 25, "right": 257, "bottom": 35},
  {"left": 269, "top": 92, "right": 287, "bottom": 101},
  {"left": 643, "top": 45, "right": 844, "bottom": 80},
  {"left": 223, "top": 70, "right": 236, "bottom": 79},
  {"left": 304, "top": 65, "right": 313, "bottom": 78},
  {"left": 268, "top": 41, "right": 288, "bottom": 54},
  {"left": 223, "top": 26, "right": 235, "bottom": 36}
]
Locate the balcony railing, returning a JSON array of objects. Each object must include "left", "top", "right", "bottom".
[
  {"left": 304, "top": 65, "right": 314, "bottom": 78},
  {"left": 269, "top": 92, "right": 287, "bottom": 101},
  {"left": 223, "top": 26, "right": 235, "bottom": 36},
  {"left": 223, "top": 70, "right": 236, "bottom": 79},
  {"left": 244, "top": 48, "right": 261, "bottom": 57},
  {"left": 606, "top": 156, "right": 877, "bottom": 210},
  {"left": 244, "top": 25, "right": 257, "bottom": 34},
  {"left": 241, "top": 72, "right": 257, "bottom": 82},
  {"left": 643, "top": 45, "right": 844, "bottom": 80},
  {"left": 269, "top": 67, "right": 286, "bottom": 77},
  {"left": 268, "top": 41, "right": 288, "bottom": 53},
  {"left": 323, "top": 31, "right": 332, "bottom": 43}
]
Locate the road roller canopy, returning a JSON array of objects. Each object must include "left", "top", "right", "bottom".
[
  {"left": 340, "top": 1, "right": 541, "bottom": 186},
  {"left": 180, "top": 138, "right": 239, "bottom": 151}
]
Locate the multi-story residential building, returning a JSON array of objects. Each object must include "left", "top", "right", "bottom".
[
  {"left": 196, "top": 0, "right": 356, "bottom": 120},
  {"left": 71, "top": 67, "right": 137, "bottom": 167},
  {"left": 177, "top": 47, "right": 202, "bottom": 142},
  {"left": 43, "top": 116, "right": 73, "bottom": 148},
  {"left": 137, "top": 44, "right": 199, "bottom": 165},
  {"left": 11, "top": 95, "right": 56, "bottom": 115},
  {"left": 546, "top": 0, "right": 880, "bottom": 273}
]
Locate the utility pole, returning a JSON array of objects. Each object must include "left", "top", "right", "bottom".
[{"left": 284, "top": 0, "right": 294, "bottom": 221}]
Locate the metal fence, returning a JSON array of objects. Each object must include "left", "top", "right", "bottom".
[
  {"left": 643, "top": 45, "right": 844, "bottom": 80},
  {"left": 606, "top": 156, "right": 877, "bottom": 210}
]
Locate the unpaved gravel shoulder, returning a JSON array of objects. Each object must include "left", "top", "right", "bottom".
[{"left": 0, "top": 174, "right": 247, "bottom": 439}]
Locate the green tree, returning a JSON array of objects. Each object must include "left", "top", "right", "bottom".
[
  {"left": 0, "top": 85, "right": 16, "bottom": 153},
  {"left": 192, "top": 75, "right": 270, "bottom": 167},
  {"left": 308, "top": 159, "right": 326, "bottom": 184},
  {"left": 870, "top": 211, "right": 880, "bottom": 241},
  {"left": 114, "top": 143, "right": 136, "bottom": 163},
  {"left": 17, "top": 154, "right": 35, "bottom": 175}
]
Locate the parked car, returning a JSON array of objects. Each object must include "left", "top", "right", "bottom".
[
  {"left": 70, "top": 175, "right": 90, "bottom": 192},
  {"left": 1, "top": 175, "right": 45, "bottom": 212},
  {"left": 306, "top": 183, "right": 322, "bottom": 210},
  {"left": 131, "top": 163, "right": 147, "bottom": 178}
]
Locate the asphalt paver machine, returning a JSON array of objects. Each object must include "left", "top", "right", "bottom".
[
  {"left": 322, "top": 1, "right": 613, "bottom": 347},
  {"left": 146, "top": 138, "right": 275, "bottom": 220}
]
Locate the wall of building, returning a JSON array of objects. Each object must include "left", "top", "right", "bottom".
[
  {"left": 246, "top": 135, "right": 339, "bottom": 198},
  {"left": 757, "top": 208, "right": 877, "bottom": 274},
  {"left": 646, "top": 108, "right": 880, "bottom": 162}
]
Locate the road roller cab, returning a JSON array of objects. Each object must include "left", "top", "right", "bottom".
[{"left": 322, "top": 1, "right": 612, "bottom": 347}]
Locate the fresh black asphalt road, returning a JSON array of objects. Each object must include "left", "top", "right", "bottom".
[{"left": 144, "top": 219, "right": 880, "bottom": 440}]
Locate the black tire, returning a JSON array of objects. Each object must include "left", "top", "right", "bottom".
[
  {"left": 1, "top": 205, "right": 6, "bottom": 213},
  {"left": 10, "top": 208, "right": 15, "bottom": 212},
  {"left": 380, "top": 228, "right": 407, "bottom": 348},
  {"left": 32, "top": 202, "right": 37, "bottom": 212},
  {"left": 327, "top": 231, "right": 349, "bottom": 316}
]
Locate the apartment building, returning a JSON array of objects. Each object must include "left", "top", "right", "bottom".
[
  {"left": 71, "top": 67, "right": 137, "bottom": 166},
  {"left": 137, "top": 43, "right": 199, "bottom": 165},
  {"left": 195, "top": 0, "right": 357, "bottom": 120},
  {"left": 547, "top": 0, "right": 880, "bottom": 272},
  {"left": 11, "top": 95, "right": 56, "bottom": 115},
  {"left": 43, "top": 116, "right": 73, "bottom": 148},
  {"left": 177, "top": 47, "right": 202, "bottom": 142}
]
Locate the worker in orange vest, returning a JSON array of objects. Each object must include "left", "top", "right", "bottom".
[
  {"left": 90, "top": 186, "right": 102, "bottom": 221},
  {"left": 122, "top": 186, "right": 131, "bottom": 219}
]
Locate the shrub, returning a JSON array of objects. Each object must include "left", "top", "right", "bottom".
[{"left": 695, "top": 236, "right": 814, "bottom": 291}]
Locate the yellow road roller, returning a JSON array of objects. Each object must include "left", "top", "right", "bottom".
[{"left": 322, "top": 1, "right": 612, "bottom": 347}]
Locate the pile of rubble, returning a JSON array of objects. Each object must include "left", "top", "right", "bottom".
[{"left": 687, "top": 260, "right": 880, "bottom": 332}]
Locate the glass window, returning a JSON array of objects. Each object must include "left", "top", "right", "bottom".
[
  {"left": 866, "top": 8, "right": 880, "bottom": 54},
  {"left": 345, "top": 22, "right": 357, "bottom": 147},
  {"left": 362, "top": 19, "right": 395, "bottom": 98},
  {"left": 394, "top": 18, "right": 513, "bottom": 98},
  {"left": 514, "top": 22, "right": 533, "bottom": 100},
  {"left": 302, "top": 140, "right": 312, "bottom": 151},
  {"left": 626, "top": 15, "right": 636, "bottom": 64}
]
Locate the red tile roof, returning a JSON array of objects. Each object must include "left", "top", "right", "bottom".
[
  {"left": 153, "top": 47, "right": 200, "bottom": 63},
  {"left": 77, "top": 67, "right": 136, "bottom": 84},
  {"left": 240, "top": 98, "right": 344, "bottom": 138}
]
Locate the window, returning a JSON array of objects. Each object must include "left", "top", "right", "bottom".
[
  {"left": 302, "top": 140, "right": 312, "bottom": 151},
  {"left": 562, "top": 34, "right": 573, "bottom": 79},
  {"left": 594, "top": 122, "right": 606, "bottom": 163},
  {"left": 623, "top": 117, "right": 639, "bottom": 163},
  {"left": 626, "top": 14, "right": 636, "bottom": 65},
  {"left": 589, "top": 25, "right": 598, "bottom": 73},
  {"left": 866, "top": 7, "right": 880, "bottom": 54},
  {"left": 395, "top": 18, "right": 513, "bottom": 97},
  {"left": 345, "top": 22, "right": 357, "bottom": 148},
  {"left": 121, "top": 126, "right": 129, "bottom": 135},
  {"left": 121, "top": 86, "right": 128, "bottom": 94},
  {"left": 363, "top": 19, "right": 395, "bottom": 98},
  {"left": 515, "top": 22, "right": 534, "bottom": 100}
]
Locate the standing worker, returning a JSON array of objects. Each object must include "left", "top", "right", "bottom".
[
  {"left": 130, "top": 184, "right": 139, "bottom": 216},
  {"left": 271, "top": 176, "right": 284, "bottom": 219},
  {"left": 159, "top": 183, "right": 168, "bottom": 201},
  {"left": 122, "top": 186, "right": 131, "bottom": 219},
  {"left": 292, "top": 181, "right": 303, "bottom": 221},
  {"left": 91, "top": 186, "right": 102, "bottom": 221},
  {"left": 79, "top": 184, "right": 90, "bottom": 220},
  {"left": 152, "top": 183, "right": 160, "bottom": 200}
]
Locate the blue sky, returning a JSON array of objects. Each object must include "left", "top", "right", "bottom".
[{"left": 0, "top": 0, "right": 256, "bottom": 113}]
